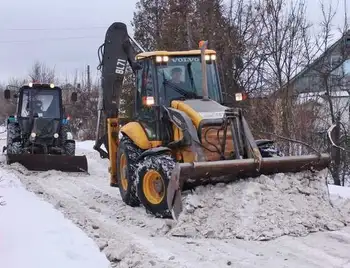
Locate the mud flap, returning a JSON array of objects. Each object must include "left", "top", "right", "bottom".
[
  {"left": 167, "top": 153, "right": 331, "bottom": 220},
  {"left": 6, "top": 154, "right": 88, "bottom": 173}
]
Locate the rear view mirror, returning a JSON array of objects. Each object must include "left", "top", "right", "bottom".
[
  {"left": 235, "top": 56, "right": 244, "bottom": 70},
  {"left": 71, "top": 92, "right": 77, "bottom": 102},
  {"left": 4, "top": 89, "right": 10, "bottom": 99}
]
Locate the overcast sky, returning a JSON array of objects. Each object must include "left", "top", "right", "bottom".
[{"left": 0, "top": 0, "right": 348, "bottom": 84}]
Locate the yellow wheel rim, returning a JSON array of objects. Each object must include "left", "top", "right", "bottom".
[
  {"left": 143, "top": 170, "right": 165, "bottom": 205},
  {"left": 120, "top": 153, "right": 128, "bottom": 191}
]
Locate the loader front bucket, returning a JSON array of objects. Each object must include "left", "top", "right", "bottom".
[
  {"left": 6, "top": 154, "right": 88, "bottom": 173},
  {"left": 167, "top": 153, "right": 331, "bottom": 220}
]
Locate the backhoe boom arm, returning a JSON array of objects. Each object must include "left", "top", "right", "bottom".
[{"left": 94, "top": 22, "right": 143, "bottom": 158}]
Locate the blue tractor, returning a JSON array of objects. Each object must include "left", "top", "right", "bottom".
[{"left": 3, "top": 82, "right": 88, "bottom": 172}]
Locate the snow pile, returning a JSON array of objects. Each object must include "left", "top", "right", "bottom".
[{"left": 168, "top": 169, "right": 349, "bottom": 241}]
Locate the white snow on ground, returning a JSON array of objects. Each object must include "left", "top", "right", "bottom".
[
  {"left": 330, "top": 184, "right": 350, "bottom": 199},
  {"left": 1, "top": 136, "right": 350, "bottom": 267},
  {"left": 0, "top": 166, "right": 110, "bottom": 268}
]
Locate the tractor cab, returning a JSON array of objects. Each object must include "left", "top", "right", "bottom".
[
  {"left": 18, "top": 84, "right": 63, "bottom": 119},
  {"left": 132, "top": 50, "right": 225, "bottom": 141},
  {"left": 4, "top": 83, "right": 77, "bottom": 119},
  {"left": 134, "top": 50, "right": 223, "bottom": 109}
]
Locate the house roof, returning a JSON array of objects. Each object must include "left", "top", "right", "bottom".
[{"left": 271, "top": 30, "right": 350, "bottom": 98}]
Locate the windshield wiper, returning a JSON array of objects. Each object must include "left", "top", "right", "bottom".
[
  {"left": 163, "top": 79, "right": 198, "bottom": 99},
  {"left": 162, "top": 72, "right": 198, "bottom": 99},
  {"left": 187, "top": 62, "right": 196, "bottom": 92}
]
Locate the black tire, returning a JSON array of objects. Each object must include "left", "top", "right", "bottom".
[
  {"left": 60, "top": 124, "right": 71, "bottom": 140},
  {"left": 6, "top": 123, "right": 22, "bottom": 155},
  {"left": 116, "top": 136, "right": 143, "bottom": 207},
  {"left": 135, "top": 154, "right": 175, "bottom": 218},
  {"left": 60, "top": 124, "right": 75, "bottom": 155},
  {"left": 257, "top": 140, "right": 283, "bottom": 157},
  {"left": 64, "top": 141, "right": 75, "bottom": 156}
]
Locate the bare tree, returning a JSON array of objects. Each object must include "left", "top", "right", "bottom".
[
  {"left": 226, "top": 0, "right": 267, "bottom": 96},
  {"left": 28, "top": 61, "right": 57, "bottom": 84},
  {"left": 224, "top": 0, "right": 316, "bottom": 156},
  {"left": 303, "top": 0, "right": 350, "bottom": 185}
]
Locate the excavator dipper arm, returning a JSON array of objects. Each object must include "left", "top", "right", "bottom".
[{"left": 93, "top": 22, "right": 143, "bottom": 158}]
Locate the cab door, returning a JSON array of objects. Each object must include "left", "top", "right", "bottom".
[{"left": 134, "top": 58, "right": 162, "bottom": 142}]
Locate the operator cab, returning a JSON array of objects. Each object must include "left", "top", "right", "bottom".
[
  {"left": 4, "top": 82, "right": 77, "bottom": 120},
  {"left": 155, "top": 53, "right": 222, "bottom": 105},
  {"left": 133, "top": 50, "right": 224, "bottom": 142},
  {"left": 19, "top": 84, "right": 62, "bottom": 119},
  {"left": 134, "top": 50, "right": 223, "bottom": 110}
]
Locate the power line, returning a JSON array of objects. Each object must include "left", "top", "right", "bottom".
[
  {"left": 0, "top": 36, "right": 101, "bottom": 44},
  {"left": 0, "top": 26, "right": 108, "bottom": 31}
]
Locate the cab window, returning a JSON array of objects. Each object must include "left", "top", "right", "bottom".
[
  {"left": 156, "top": 55, "right": 222, "bottom": 105},
  {"left": 134, "top": 59, "right": 158, "bottom": 140}
]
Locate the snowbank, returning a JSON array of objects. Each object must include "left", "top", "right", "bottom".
[
  {"left": 168, "top": 169, "right": 350, "bottom": 241},
  {"left": 0, "top": 171, "right": 110, "bottom": 268}
]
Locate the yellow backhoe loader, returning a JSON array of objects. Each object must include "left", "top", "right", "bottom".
[{"left": 93, "top": 22, "right": 331, "bottom": 220}]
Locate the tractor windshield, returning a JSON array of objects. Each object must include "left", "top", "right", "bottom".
[
  {"left": 156, "top": 55, "right": 222, "bottom": 104},
  {"left": 20, "top": 89, "right": 61, "bottom": 119}
]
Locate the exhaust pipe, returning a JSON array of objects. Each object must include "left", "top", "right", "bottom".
[{"left": 167, "top": 153, "right": 331, "bottom": 220}]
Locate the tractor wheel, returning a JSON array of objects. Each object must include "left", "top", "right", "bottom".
[
  {"left": 135, "top": 154, "right": 175, "bottom": 218},
  {"left": 60, "top": 124, "right": 75, "bottom": 155},
  {"left": 64, "top": 141, "right": 75, "bottom": 156},
  {"left": 6, "top": 123, "right": 22, "bottom": 155},
  {"left": 116, "top": 136, "right": 142, "bottom": 207}
]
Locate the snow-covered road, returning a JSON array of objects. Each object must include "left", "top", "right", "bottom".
[{"left": 1, "top": 137, "right": 350, "bottom": 268}]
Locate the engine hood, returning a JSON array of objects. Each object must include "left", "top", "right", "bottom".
[
  {"left": 32, "top": 118, "right": 60, "bottom": 138},
  {"left": 170, "top": 99, "right": 229, "bottom": 128}
]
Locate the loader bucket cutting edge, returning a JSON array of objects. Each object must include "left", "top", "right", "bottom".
[
  {"left": 6, "top": 154, "right": 88, "bottom": 173},
  {"left": 167, "top": 153, "right": 331, "bottom": 220}
]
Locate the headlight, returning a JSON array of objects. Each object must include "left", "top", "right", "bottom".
[
  {"left": 155, "top": 56, "right": 168, "bottom": 62},
  {"left": 235, "top": 93, "right": 248, "bottom": 101},
  {"left": 31, "top": 132, "right": 36, "bottom": 138},
  {"left": 235, "top": 93, "right": 243, "bottom": 101},
  {"left": 66, "top": 132, "right": 73, "bottom": 140},
  {"left": 53, "top": 133, "right": 59, "bottom": 138}
]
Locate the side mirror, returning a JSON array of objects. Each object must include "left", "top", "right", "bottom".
[
  {"left": 71, "top": 92, "right": 77, "bottom": 102},
  {"left": 4, "top": 89, "right": 10, "bottom": 99},
  {"left": 235, "top": 56, "right": 244, "bottom": 70}
]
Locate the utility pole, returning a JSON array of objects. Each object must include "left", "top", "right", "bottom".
[
  {"left": 87, "top": 65, "right": 91, "bottom": 91},
  {"left": 186, "top": 15, "right": 192, "bottom": 49},
  {"left": 345, "top": 0, "right": 348, "bottom": 31}
]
